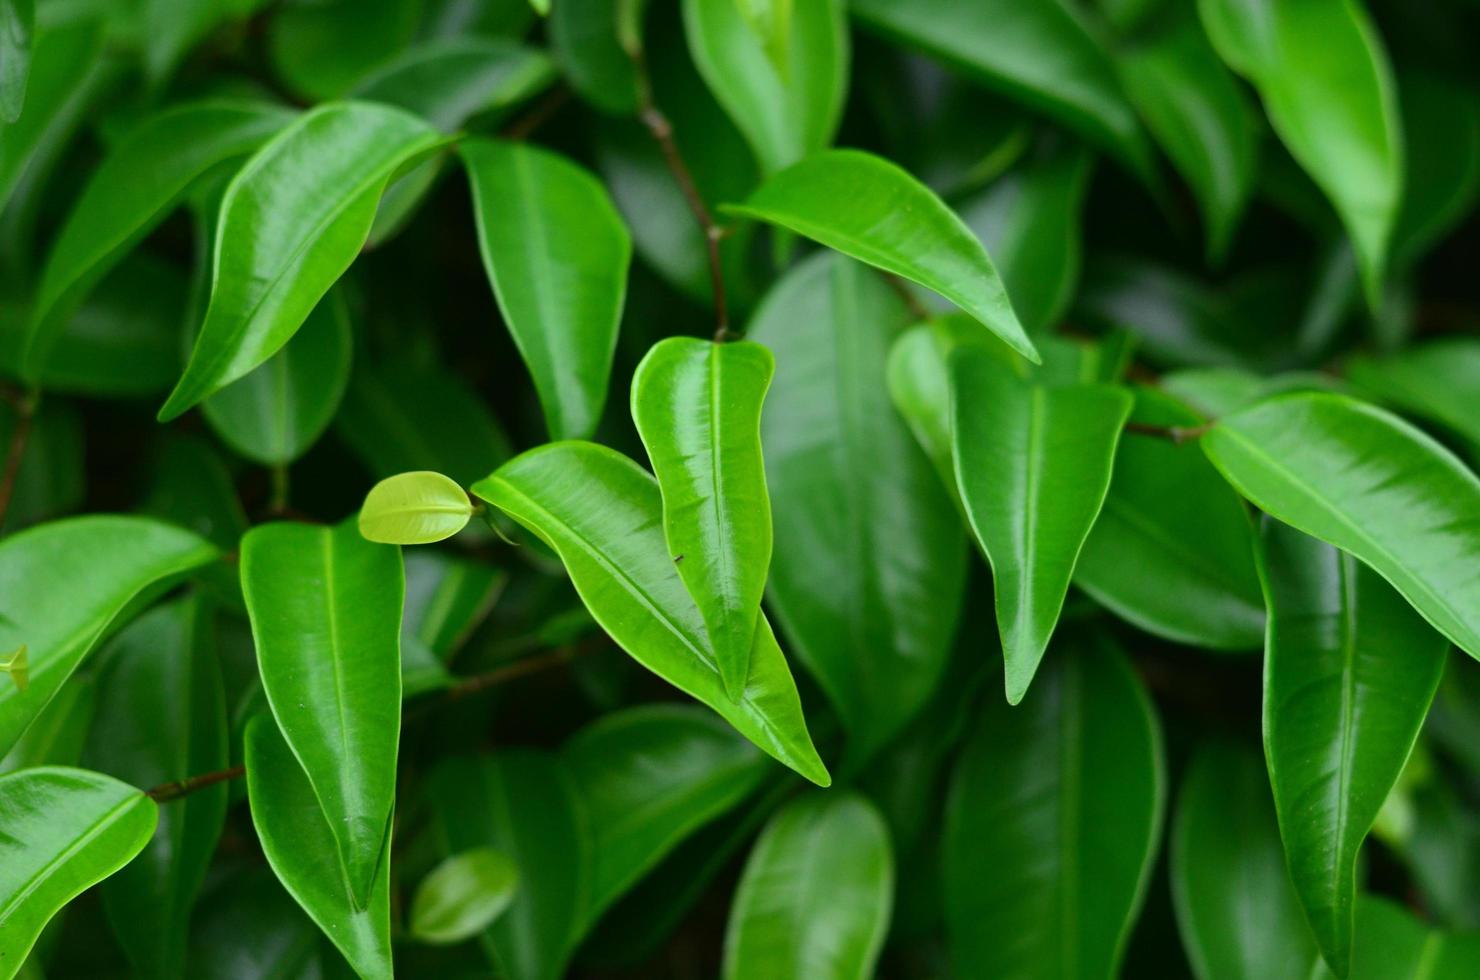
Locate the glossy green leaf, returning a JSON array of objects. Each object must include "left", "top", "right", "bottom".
[
  {"left": 0, "top": 516, "right": 218, "bottom": 758},
  {"left": 358, "top": 470, "right": 473, "bottom": 545},
  {"left": 950, "top": 346, "right": 1133, "bottom": 703},
  {"left": 158, "top": 102, "right": 444, "bottom": 420},
  {"left": 462, "top": 138, "right": 631, "bottom": 441},
  {"left": 549, "top": 0, "right": 639, "bottom": 115},
  {"left": 243, "top": 716, "right": 392, "bottom": 980},
  {"left": 943, "top": 633, "right": 1165, "bottom": 980},
  {"left": 240, "top": 519, "right": 404, "bottom": 908},
  {"left": 1260, "top": 519, "right": 1447, "bottom": 976},
  {"left": 0, "top": 0, "right": 32, "bottom": 122},
  {"left": 631, "top": 336, "right": 774, "bottom": 701},
  {"left": 87, "top": 597, "right": 229, "bottom": 980},
  {"left": 1312, "top": 896, "right": 1480, "bottom": 980},
  {"left": 1197, "top": 0, "right": 1402, "bottom": 303},
  {"left": 470, "top": 441, "right": 830, "bottom": 786},
  {"left": 1202, "top": 392, "right": 1480, "bottom": 662},
  {"left": 1171, "top": 741, "right": 1320, "bottom": 980},
  {"left": 749, "top": 254, "right": 965, "bottom": 765},
  {"left": 850, "top": 0, "right": 1153, "bottom": 178},
  {"left": 682, "top": 0, "right": 847, "bottom": 173},
  {"left": 722, "top": 792, "right": 893, "bottom": 980},
  {"left": 1346, "top": 338, "right": 1480, "bottom": 459},
  {"left": 0, "top": 767, "right": 157, "bottom": 977},
  {"left": 0, "top": 677, "right": 93, "bottom": 775},
  {"left": 734, "top": 0, "right": 791, "bottom": 71},
  {"left": 726, "top": 149, "right": 1038, "bottom": 363},
  {"left": 267, "top": 0, "right": 417, "bottom": 100},
  {"left": 402, "top": 550, "right": 507, "bottom": 661},
  {"left": 410, "top": 848, "right": 519, "bottom": 945},
  {"left": 351, "top": 37, "right": 556, "bottom": 132}
]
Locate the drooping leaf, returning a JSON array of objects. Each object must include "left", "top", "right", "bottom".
[
  {"left": 410, "top": 848, "right": 519, "bottom": 945},
  {"left": 722, "top": 792, "right": 894, "bottom": 980},
  {"left": 0, "top": 0, "right": 32, "bottom": 122},
  {"left": 1311, "top": 896, "right": 1480, "bottom": 980},
  {"left": 462, "top": 138, "right": 631, "bottom": 441},
  {"left": 240, "top": 519, "right": 404, "bottom": 908},
  {"left": 138, "top": 0, "right": 236, "bottom": 86},
  {"left": 549, "top": 0, "right": 639, "bottom": 115},
  {"left": 470, "top": 442, "right": 830, "bottom": 786},
  {"left": 1346, "top": 338, "right": 1480, "bottom": 460},
  {"left": 951, "top": 346, "right": 1131, "bottom": 702},
  {"left": 1202, "top": 392, "right": 1480, "bottom": 662},
  {"left": 359, "top": 470, "right": 474, "bottom": 545},
  {"left": 943, "top": 633, "right": 1165, "bottom": 980},
  {"left": 725, "top": 150, "right": 1038, "bottom": 362},
  {"left": 1260, "top": 519, "right": 1447, "bottom": 976},
  {"left": 749, "top": 254, "right": 965, "bottom": 766},
  {"left": 0, "top": 516, "right": 218, "bottom": 757},
  {"left": 631, "top": 337, "right": 774, "bottom": 701}
]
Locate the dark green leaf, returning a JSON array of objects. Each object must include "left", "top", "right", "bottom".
[
  {"left": 1346, "top": 338, "right": 1480, "bottom": 460},
  {"left": 0, "top": 0, "right": 32, "bottom": 123},
  {"left": 189, "top": 866, "right": 333, "bottom": 980},
  {"left": 351, "top": 37, "right": 556, "bottom": 132},
  {"left": 549, "top": 0, "right": 639, "bottom": 115},
  {"left": 0, "top": 676, "right": 93, "bottom": 774}
]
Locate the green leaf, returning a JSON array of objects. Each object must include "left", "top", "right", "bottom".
[
  {"left": 950, "top": 346, "right": 1132, "bottom": 703},
  {"left": 725, "top": 149, "right": 1038, "bottom": 363},
  {"left": 0, "top": 397, "right": 82, "bottom": 535},
  {"left": 1392, "top": 71, "right": 1480, "bottom": 266},
  {"left": 0, "top": 767, "right": 158, "bottom": 973},
  {"left": 410, "top": 848, "right": 519, "bottom": 945},
  {"left": 0, "top": 0, "right": 32, "bottom": 122},
  {"left": 243, "top": 715, "right": 393, "bottom": 980},
  {"left": 1346, "top": 338, "right": 1480, "bottom": 460},
  {"left": 0, "top": 676, "right": 93, "bottom": 774},
  {"left": 722, "top": 792, "right": 894, "bottom": 980},
  {"left": 549, "top": 0, "right": 639, "bottom": 115},
  {"left": 158, "top": 101, "right": 445, "bottom": 420},
  {"left": 139, "top": 435, "right": 249, "bottom": 552},
  {"left": 749, "top": 254, "right": 965, "bottom": 765},
  {"left": 266, "top": 0, "right": 418, "bottom": 101},
  {"left": 682, "top": 0, "right": 847, "bottom": 173},
  {"left": 1197, "top": 0, "right": 1402, "bottom": 304},
  {"left": 1076, "top": 386, "right": 1265, "bottom": 650},
  {"left": 462, "top": 138, "right": 631, "bottom": 441},
  {"left": 943, "top": 633, "right": 1165, "bottom": 980},
  {"left": 631, "top": 337, "right": 774, "bottom": 701},
  {"left": 200, "top": 288, "right": 352, "bottom": 466},
  {"left": 1260, "top": 519, "right": 1447, "bottom": 976},
  {"left": 23, "top": 100, "right": 295, "bottom": 378},
  {"left": 0, "top": 515, "right": 218, "bottom": 758},
  {"left": 850, "top": 0, "right": 1153, "bottom": 178},
  {"left": 470, "top": 441, "right": 830, "bottom": 786},
  {"left": 359, "top": 470, "right": 473, "bottom": 546},
  {"left": 240, "top": 519, "right": 404, "bottom": 908},
  {"left": 189, "top": 866, "right": 335, "bottom": 980},
  {"left": 1171, "top": 741, "right": 1321, "bottom": 980},
  {"left": 402, "top": 550, "right": 507, "bottom": 660},
  {"left": 1312, "top": 896, "right": 1480, "bottom": 980},
  {"left": 351, "top": 36, "right": 556, "bottom": 132},
  {"left": 87, "top": 596, "right": 229, "bottom": 980},
  {"left": 1202, "top": 392, "right": 1480, "bottom": 662}
]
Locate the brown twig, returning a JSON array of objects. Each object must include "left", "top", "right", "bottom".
[
  {"left": 0, "top": 389, "right": 38, "bottom": 527},
  {"left": 1123, "top": 421, "right": 1214, "bottom": 445},
  {"left": 444, "top": 640, "right": 598, "bottom": 702},
  {"left": 884, "top": 273, "right": 930, "bottom": 320},
  {"left": 146, "top": 765, "right": 245, "bottom": 803},
  {"left": 500, "top": 85, "right": 571, "bottom": 142}
]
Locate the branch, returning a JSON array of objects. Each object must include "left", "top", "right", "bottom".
[
  {"left": 444, "top": 637, "right": 603, "bottom": 702},
  {"left": 1123, "top": 421, "right": 1213, "bottom": 445},
  {"left": 146, "top": 765, "right": 245, "bottom": 803}
]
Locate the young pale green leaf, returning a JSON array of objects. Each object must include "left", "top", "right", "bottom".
[
  {"left": 1260, "top": 519, "right": 1447, "bottom": 977},
  {"left": 88, "top": 597, "right": 229, "bottom": 980},
  {"left": 240, "top": 519, "right": 404, "bottom": 909},
  {"left": 0, "top": 516, "right": 218, "bottom": 758},
  {"left": 0, "top": 0, "right": 32, "bottom": 122},
  {"left": 158, "top": 101, "right": 445, "bottom": 420},
  {"left": 682, "top": 0, "right": 847, "bottom": 174},
  {"left": 1197, "top": 0, "right": 1402, "bottom": 304},
  {"left": 0, "top": 767, "right": 157, "bottom": 975},
  {"left": 1311, "top": 896, "right": 1480, "bottom": 980},
  {"left": 632, "top": 337, "right": 774, "bottom": 702},
  {"left": 1076, "top": 386, "right": 1265, "bottom": 650},
  {"left": 1171, "top": 741, "right": 1321, "bottom": 980},
  {"left": 726, "top": 150, "right": 1037, "bottom": 362},
  {"left": 722, "top": 792, "right": 893, "bottom": 980},
  {"left": 358, "top": 471, "right": 474, "bottom": 545},
  {"left": 943, "top": 633, "right": 1165, "bottom": 980},
  {"left": 950, "top": 346, "right": 1133, "bottom": 703},
  {"left": 243, "top": 716, "right": 393, "bottom": 980},
  {"left": 410, "top": 848, "right": 519, "bottom": 945},
  {"left": 402, "top": 550, "right": 507, "bottom": 661},
  {"left": 749, "top": 254, "right": 965, "bottom": 767},
  {"left": 0, "top": 398, "right": 82, "bottom": 535},
  {"left": 1346, "top": 338, "right": 1480, "bottom": 459},
  {"left": 351, "top": 36, "right": 556, "bottom": 132},
  {"left": 549, "top": 0, "right": 640, "bottom": 114},
  {"left": 462, "top": 138, "right": 631, "bottom": 441},
  {"left": 23, "top": 100, "right": 296, "bottom": 379},
  {"left": 470, "top": 442, "right": 830, "bottom": 786},
  {"left": 850, "top": 0, "right": 1153, "bottom": 178},
  {"left": 885, "top": 322, "right": 968, "bottom": 500},
  {"left": 562, "top": 704, "right": 771, "bottom": 927},
  {"left": 1202, "top": 392, "right": 1480, "bottom": 663}
]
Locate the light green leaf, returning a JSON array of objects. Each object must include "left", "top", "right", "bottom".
[
  {"left": 1312, "top": 896, "right": 1480, "bottom": 980},
  {"left": 632, "top": 336, "right": 774, "bottom": 701},
  {"left": 722, "top": 792, "right": 893, "bottom": 980},
  {"left": 140, "top": 0, "right": 236, "bottom": 86},
  {"left": 682, "top": 0, "right": 847, "bottom": 173},
  {"left": 0, "top": 0, "right": 32, "bottom": 122},
  {"left": 0, "top": 516, "right": 218, "bottom": 758},
  {"left": 410, "top": 848, "right": 519, "bottom": 945},
  {"left": 0, "top": 398, "right": 82, "bottom": 535},
  {"left": 943, "top": 633, "right": 1165, "bottom": 980},
  {"left": 240, "top": 519, "right": 404, "bottom": 908},
  {"left": 0, "top": 767, "right": 158, "bottom": 975},
  {"left": 352, "top": 36, "right": 556, "bottom": 132},
  {"left": 158, "top": 101, "right": 445, "bottom": 420},
  {"left": 726, "top": 149, "right": 1037, "bottom": 362},
  {"left": 470, "top": 441, "right": 830, "bottom": 786},
  {"left": 462, "top": 138, "right": 631, "bottom": 441},
  {"left": 1346, "top": 338, "right": 1480, "bottom": 460},
  {"left": 1260, "top": 519, "right": 1447, "bottom": 976},
  {"left": 1202, "top": 392, "right": 1480, "bottom": 662},
  {"left": 359, "top": 470, "right": 473, "bottom": 546},
  {"left": 243, "top": 716, "right": 393, "bottom": 980},
  {"left": 549, "top": 0, "right": 639, "bottom": 114},
  {"left": 950, "top": 346, "right": 1132, "bottom": 703}
]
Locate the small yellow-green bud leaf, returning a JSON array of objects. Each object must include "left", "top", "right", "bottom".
[
  {"left": 358, "top": 471, "right": 474, "bottom": 545},
  {"left": 410, "top": 847, "right": 518, "bottom": 945},
  {"left": 0, "top": 645, "right": 27, "bottom": 692}
]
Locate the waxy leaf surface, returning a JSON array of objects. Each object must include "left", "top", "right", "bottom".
[{"left": 359, "top": 470, "right": 474, "bottom": 545}]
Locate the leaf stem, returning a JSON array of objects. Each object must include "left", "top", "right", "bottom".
[
  {"left": 269, "top": 463, "right": 290, "bottom": 515},
  {"left": 1123, "top": 421, "right": 1214, "bottom": 445},
  {"left": 145, "top": 764, "right": 245, "bottom": 803},
  {"left": 0, "top": 388, "right": 39, "bottom": 528},
  {"left": 500, "top": 85, "right": 571, "bottom": 142}
]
